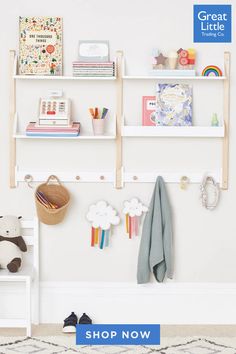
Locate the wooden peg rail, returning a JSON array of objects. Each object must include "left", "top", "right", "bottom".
[
  {"left": 16, "top": 169, "right": 221, "bottom": 187},
  {"left": 9, "top": 50, "right": 230, "bottom": 189},
  {"left": 16, "top": 169, "right": 115, "bottom": 184}
]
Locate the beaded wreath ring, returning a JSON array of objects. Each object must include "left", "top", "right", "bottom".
[{"left": 200, "top": 176, "right": 220, "bottom": 210}]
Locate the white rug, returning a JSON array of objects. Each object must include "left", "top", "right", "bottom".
[{"left": 0, "top": 336, "right": 236, "bottom": 353}]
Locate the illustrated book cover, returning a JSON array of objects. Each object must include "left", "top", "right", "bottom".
[
  {"left": 19, "top": 16, "right": 63, "bottom": 75},
  {"left": 155, "top": 84, "right": 192, "bottom": 126},
  {"left": 142, "top": 96, "right": 156, "bottom": 126}
]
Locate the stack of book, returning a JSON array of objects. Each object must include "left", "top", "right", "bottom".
[
  {"left": 26, "top": 122, "right": 81, "bottom": 137},
  {"left": 72, "top": 62, "right": 115, "bottom": 77}
]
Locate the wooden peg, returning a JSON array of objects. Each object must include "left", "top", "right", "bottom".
[
  {"left": 24, "top": 174, "right": 33, "bottom": 188},
  {"left": 100, "top": 175, "right": 105, "bottom": 180},
  {"left": 133, "top": 176, "right": 138, "bottom": 181},
  {"left": 180, "top": 176, "right": 189, "bottom": 190},
  {"left": 76, "top": 176, "right": 80, "bottom": 180}
]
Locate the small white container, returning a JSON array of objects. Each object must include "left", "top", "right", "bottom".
[
  {"left": 168, "top": 57, "right": 178, "bottom": 70},
  {"left": 92, "top": 119, "right": 106, "bottom": 135}
]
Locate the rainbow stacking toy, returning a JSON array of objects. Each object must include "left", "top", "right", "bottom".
[{"left": 202, "top": 65, "right": 223, "bottom": 76}]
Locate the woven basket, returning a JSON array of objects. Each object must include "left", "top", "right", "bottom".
[{"left": 35, "top": 175, "right": 70, "bottom": 225}]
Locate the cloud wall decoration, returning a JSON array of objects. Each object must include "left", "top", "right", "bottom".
[
  {"left": 122, "top": 198, "right": 148, "bottom": 239},
  {"left": 86, "top": 200, "right": 120, "bottom": 249}
]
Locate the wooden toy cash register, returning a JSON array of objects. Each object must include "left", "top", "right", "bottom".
[{"left": 39, "top": 97, "right": 71, "bottom": 126}]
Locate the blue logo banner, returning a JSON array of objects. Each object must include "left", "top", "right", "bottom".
[
  {"left": 76, "top": 324, "right": 160, "bottom": 345},
  {"left": 194, "top": 5, "right": 231, "bottom": 42}
]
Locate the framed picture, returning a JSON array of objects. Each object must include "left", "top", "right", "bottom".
[{"left": 78, "top": 40, "right": 109, "bottom": 62}]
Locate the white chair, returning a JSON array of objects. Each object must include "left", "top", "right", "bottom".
[{"left": 0, "top": 217, "right": 39, "bottom": 336}]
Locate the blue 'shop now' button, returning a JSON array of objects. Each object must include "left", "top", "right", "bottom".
[{"left": 76, "top": 324, "right": 160, "bottom": 345}]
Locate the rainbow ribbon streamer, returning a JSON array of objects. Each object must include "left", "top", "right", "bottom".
[
  {"left": 125, "top": 214, "right": 139, "bottom": 239},
  {"left": 91, "top": 227, "right": 110, "bottom": 249}
]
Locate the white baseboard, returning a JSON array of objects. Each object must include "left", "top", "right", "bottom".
[{"left": 1, "top": 282, "right": 236, "bottom": 324}]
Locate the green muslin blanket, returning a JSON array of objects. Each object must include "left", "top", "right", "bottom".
[{"left": 137, "top": 176, "right": 173, "bottom": 283}]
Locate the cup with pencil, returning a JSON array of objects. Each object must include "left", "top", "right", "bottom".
[{"left": 89, "top": 107, "right": 109, "bottom": 135}]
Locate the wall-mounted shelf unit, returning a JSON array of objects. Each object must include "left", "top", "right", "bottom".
[
  {"left": 9, "top": 50, "right": 230, "bottom": 190},
  {"left": 9, "top": 50, "right": 119, "bottom": 188},
  {"left": 120, "top": 51, "right": 230, "bottom": 190}
]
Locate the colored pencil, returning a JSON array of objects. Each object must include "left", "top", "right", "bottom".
[{"left": 101, "top": 107, "right": 109, "bottom": 119}]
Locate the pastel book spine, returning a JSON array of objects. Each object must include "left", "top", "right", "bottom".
[
  {"left": 26, "top": 132, "right": 79, "bottom": 137},
  {"left": 26, "top": 122, "right": 80, "bottom": 132}
]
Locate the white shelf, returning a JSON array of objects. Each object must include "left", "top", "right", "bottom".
[
  {"left": 123, "top": 75, "right": 226, "bottom": 81},
  {"left": 14, "top": 74, "right": 225, "bottom": 81},
  {"left": 122, "top": 126, "right": 224, "bottom": 138},
  {"left": 14, "top": 133, "right": 116, "bottom": 140},
  {"left": 13, "top": 75, "right": 116, "bottom": 81}
]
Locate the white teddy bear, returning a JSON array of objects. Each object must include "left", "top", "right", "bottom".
[{"left": 0, "top": 215, "right": 27, "bottom": 273}]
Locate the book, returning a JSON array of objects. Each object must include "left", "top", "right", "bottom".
[
  {"left": 142, "top": 96, "right": 156, "bottom": 126},
  {"left": 26, "top": 122, "right": 80, "bottom": 132},
  {"left": 72, "top": 62, "right": 115, "bottom": 77},
  {"left": 19, "top": 17, "right": 63, "bottom": 75},
  {"left": 26, "top": 133, "right": 79, "bottom": 137},
  {"left": 73, "top": 62, "right": 114, "bottom": 66},
  {"left": 155, "top": 84, "right": 192, "bottom": 126},
  {"left": 26, "top": 122, "right": 80, "bottom": 137}
]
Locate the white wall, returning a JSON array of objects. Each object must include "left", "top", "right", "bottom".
[
  {"left": 3, "top": 282, "right": 236, "bottom": 325},
  {"left": 0, "top": 0, "right": 235, "bottom": 303}
]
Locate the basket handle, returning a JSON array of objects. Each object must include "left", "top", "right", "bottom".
[{"left": 45, "top": 175, "right": 62, "bottom": 185}]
